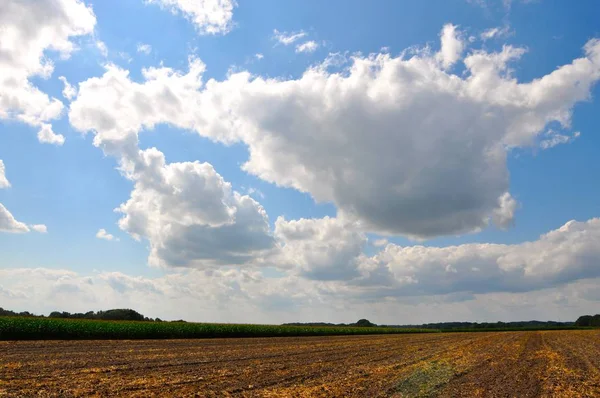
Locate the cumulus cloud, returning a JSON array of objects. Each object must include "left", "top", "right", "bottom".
[
  {"left": 492, "top": 192, "right": 518, "bottom": 229},
  {"left": 355, "top": 218, "right": 600, "bottom": 297},
  {"left": 274, "top": 216, "right": 367, "bottom": 280},
  {"left": 0, "top": 162, "right": 44, "bottom": 234},
  {"left": 59, "top": 76, "right": 77, "bottom": 100},
  {"left": 273, "top": 29, "right": 307, "bottom": 46},
  {"left": 1, "top": 255, "right": 600, "bottom": 324},
  {"left": 0, "top": 203, "right": 30, "bottom": 233},
  {"left": 30, "top": 224, "right": 48, "bottom": 233},
  {"left": 215, "top": 35, "right": 599, "bottom": 239},
  {"left": 96, "top": 228, "right": 117, "bottom": 241},
  {"left": 115, "top": 150, "right": 275, "bottom": 267},
  {"left": 146, "top": 0, "right": 236, "bottom": 35},
  {"left": 37, "top": 124, "right": 65, "bottom": 146},
  {"left": 0, "top": 160, "right": 10, "bottom": 188},
  {"left": 0, "top": 0, "right": 95, "bottom": 144},
  {"left": 69, "top": 62, "right": 275, "bottom": 268},
  {"left": 436, "top": 23, "right": 465, "bottom": 68},
  {"left": 69, "top": 27, "right": 600, "bottom": 241},
  {"left": 137, "top": 43, "right": 152, "bottom": 55},
  {"left": 539, "top": 130, "right": 580, "bottom": 150},
  {"left": 296, "top": 40, "right": 319, "bottom": 54},
  {"left": 0, "top": 267, "right": 314, "bottom": 323}
]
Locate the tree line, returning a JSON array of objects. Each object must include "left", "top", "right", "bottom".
[
  {"left": 283, "top": 319, "right": 585, "bottom": 330},
  {"left": 0, "top": 308, "right": 164, "bottom": 322},
  {"left": 575, "top": 314, "right": 600, "bottom": 327},
  {"left": 2, "top": 308, "right": 599, "bottom": 328}
]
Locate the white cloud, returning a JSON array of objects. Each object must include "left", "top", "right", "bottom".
[
  {"left": 436, "top": 23, "right": 465, "bottom": 68},
  {"left": 0, "top": 0, "right": 96, "bottom": 144},
  {"left": 37, "top": 124, "right": 65, "bottom": 146},
  {"left": 296, "top": 40, "right": 319, "bottom": 54},
  {"left": 30, "top": 224, "right": 48, "bottom": 233},
  {"left": 246, "top": 187, "right": 264, "bottom": 199},
  {"left": 492, "top": 192, "right": 518, "bottom": 229},
  {"left": 274, "top": 216, "right": 366, "bottom": 280},
  {"left": 96, "top": 40, "right": 108, "bottom": 57},
  {"left": 69, "top": 29, "right": 600, "bottom": 241},
  {"left": 58, "top": 76, "right": 77, "bottom": 100},
  {"left": 118, "top": 51, "right": 133, "bottom": 63},
  {"left": 69, "top": 59, "right": 210, "bottom": 155},
  {"left": 0, "top": 203, "right": 30, "bottom": 233},
  {"left": 468, "top": 0, "right": 536, "bottom": 11},
  {"left": 0, "top": 162, "right": 29, "bottom": 233},
  {"left": 539, "top": 130, "right": 580, "bottom": 150},
  {"left": 0, "top": 160, "right": 10, "bottom": 189},
  {"left": 255, "top": 53, "right": 264, "bottom": 60},
  {"left": 355, "top": 218, "right": 600, "bottom": 297},
  {"left": 0, "top": 162, "right": 44, "bottom": 234},
  {"left": 373, "top": 238, "right": 388, "bottom": 247},
  {"left": 137, "top": 43, "right": 152, "bottom": 55},
  {"left": 146, "top": 0, "right": 236, "bottom": 35},
  {"left": 502, "top": 0, "right": 538, "bottom": 11},
  {"left": 1, "top": 259, "right": 599, "bottom": 324},
  {"left": 273, "top": 29, "right": 307, "bottom": 46},
  {"left": 96, "top": 228, "right": 117, "bottom": 241},
  {"left": 203, "top": 35, "right": 599, "bottom": 239},
  {"left": 481, "top": 25, "right": 512, "bottom": 41},
  {"left": 69, "top": 62, "right": 275, "bottom": 268},
  {"left": 115, "top": 150, "right": 275, "bottom": 267}
]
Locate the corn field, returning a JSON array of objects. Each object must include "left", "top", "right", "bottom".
[{"left": 0, "top": 317, "right": 437, "bottom": 340}]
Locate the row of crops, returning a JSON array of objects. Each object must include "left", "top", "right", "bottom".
[{"left": 0, "top": 317, "right": 438, "bottom": 340}]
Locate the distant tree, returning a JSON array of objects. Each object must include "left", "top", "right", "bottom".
[
  {"left": 355, "top": 319, "right": 376, "bottom": 327},
  {"left": 2, "top": 307, "right": 156, "bottom": 321},
  {"left": 0, "top": 308, "right": 18, "bottom": 317},
  {"left": 95, "top": 309, "right": 145, "bottom": 321},
  {"left": 575, "top": 315, "right": 594, "bottom": 327}
]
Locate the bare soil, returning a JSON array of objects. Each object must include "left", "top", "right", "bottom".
[{"left": 1, "top": 330, "right": 598, "bottom": 397}]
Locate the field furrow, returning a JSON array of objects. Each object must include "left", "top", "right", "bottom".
[{"left": 1, "top": 331, "right": 598, "bottom": 397}]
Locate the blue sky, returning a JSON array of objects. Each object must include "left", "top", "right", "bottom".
[{"left": 1, "top": 0, "right": 600, "bottom": 323}]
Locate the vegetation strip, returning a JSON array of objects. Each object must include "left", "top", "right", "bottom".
[{"left": 0, "top": 317, "right": 436, "bottom": 340}]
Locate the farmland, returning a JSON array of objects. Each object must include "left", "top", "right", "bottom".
[
  {"left": 0, "top": 317, "right": 433, "bottom": 340},
  {"left": 1, "top": 330, "right": 599, "bottom": 397}
]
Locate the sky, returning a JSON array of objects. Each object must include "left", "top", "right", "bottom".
[{"left": 1, "top": 0, "right": 600, "bottom": 324}]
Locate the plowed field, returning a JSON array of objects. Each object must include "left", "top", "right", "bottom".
[{"left": 1, "top": 330, "right": 599, "bottom": 397}]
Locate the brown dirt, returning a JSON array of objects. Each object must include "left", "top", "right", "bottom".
[{"left": 0, "top": 330, "right": 598, "bottom": 397}]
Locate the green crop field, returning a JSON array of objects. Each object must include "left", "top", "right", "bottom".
[{"left": 0, "top": 317, "right": 438, "bottom": 340}]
